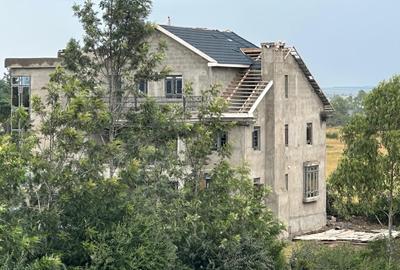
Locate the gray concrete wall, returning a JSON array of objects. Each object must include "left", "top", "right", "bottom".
[
  {"left": 261, "top": 44, "right": 327, "bottom": 236},
  {"left": 148, "top": 31, "right": 239, "bottom": 96}
]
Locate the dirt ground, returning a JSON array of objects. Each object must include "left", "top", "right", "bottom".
[{"left": 326, "top": 215, "right": 384, "bottom": 232}]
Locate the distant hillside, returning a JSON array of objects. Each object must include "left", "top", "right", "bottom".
[{"left": 323, "top": 86, "right": 374, "bottom": 98}]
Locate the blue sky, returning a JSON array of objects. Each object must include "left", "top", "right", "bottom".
[{"left": 1, "top": 0, "right": 399, "bottom": 87}]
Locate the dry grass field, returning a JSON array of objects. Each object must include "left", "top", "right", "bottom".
[{"left": 326, "top": 127, "right": 345, "bottom": 178}]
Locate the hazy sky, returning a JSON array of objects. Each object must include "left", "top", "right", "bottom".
[{"left": 1, "top": 0, "right": 399, "bottom": 87}]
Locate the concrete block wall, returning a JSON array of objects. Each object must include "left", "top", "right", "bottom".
[
  {"left": 148, "top": 31, "right": 238, "bottom": 96},
  {"left": 261, "top": 43, "right": 327, "bottom": 235}
]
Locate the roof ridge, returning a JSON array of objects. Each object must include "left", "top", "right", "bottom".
[{"left": 159, "top": 24, "right": 221, "bottom": 32}]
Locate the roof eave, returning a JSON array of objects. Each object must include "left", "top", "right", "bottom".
[
  {"left": 156, "top": 25, "right": 217, "bottom": 64},
  {"left": 207, "top": 63, "right": 250, "bottom": 68}
]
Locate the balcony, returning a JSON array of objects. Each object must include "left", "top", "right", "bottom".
[{"left": 103, "top": 95, "right": 204, "bottom": 113}]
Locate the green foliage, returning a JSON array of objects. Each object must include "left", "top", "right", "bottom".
[
  {"left": 84, "top": 193, "right": 178, "bottom": 270},
  {"left": 0, "top": 75, "right": 10, "bottom": 127},
  {"left": 329, "top": 74, "right": 400, "bottom": 259},
  {"left": 175, "top": 162, "right": 284, "bottom": 270},
  {"left": 327, "top": 90, "right": 367, "bottom": 127},
  {"left": 0, "top": 1, "right": 285, "bottom": 268}
]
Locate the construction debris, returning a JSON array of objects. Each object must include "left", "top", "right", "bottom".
[{"left": 294, "top": 229, "right": 400, "bottom": 244}]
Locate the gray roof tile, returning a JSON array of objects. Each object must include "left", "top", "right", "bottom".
[{"left": 160, "top": 25, "right": 258, "bottom": 65}]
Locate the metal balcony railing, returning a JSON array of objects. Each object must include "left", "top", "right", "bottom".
[{"left": 102, "top": 95, "right": 204, "bottom": 113}]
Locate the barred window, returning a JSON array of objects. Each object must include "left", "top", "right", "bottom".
[{"left": 304, "top": 164, "right": 319, "bottom": 202}]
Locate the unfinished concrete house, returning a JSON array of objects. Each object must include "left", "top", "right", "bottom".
[{"left": 5, "top": 24, "right": 333, "bottom": 236}]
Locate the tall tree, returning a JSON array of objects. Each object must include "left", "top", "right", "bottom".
[
  {"left": 330, "top": 75, "right": 400, "bottom": 262},
  {"left": 65, "top": 0, "right": 168, "bottom": 176},
  {"left": 0, "top": 0, "right": 284, "bottom": 268}
]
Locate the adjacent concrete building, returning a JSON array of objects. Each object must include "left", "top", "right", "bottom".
[{"left": 5, "top": 25, "right": 333, "bottom": 236}]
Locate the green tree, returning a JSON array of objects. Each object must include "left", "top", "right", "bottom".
[
  {"left": 330, "top": 75, "right": 400, "bottom": 262},
  {"left": 327, "top": 90, "right": 368, "bottom": 127},
  {"left": 118, "top": 85, "right": 285, "bottom": 269},
  {"left": 0, "top": 0, "right": 284, "bottom": 268},
  {"left": 65, "top": 0, "right": 168, "bottom": 177},
  {"left": 0, "top": 75, "right": 10, "bottom": 126}
]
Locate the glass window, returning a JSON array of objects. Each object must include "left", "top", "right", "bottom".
[
  {"left": 304, "top": 164, "right": 319, "bottom": 201},
  {"left": 165, "top": 76, "right": 183, "bottom": 98},
  {"left": 176, "top": 78, "right": 182, "bottom": 94},
  {"left": 252, "top": 126, "right": 260, "bottom": 150},
  {"left": 10, "top": 76, "right": 31, "bottom": 132},
  {"left": 138, "top": 80, "right": 148, "bottom": 94},
  {"left": 212, "top": 131, "right": 228, "bottom": 150},
  {"left": 12, "top": 77, "right": 19, "bottom": 85},
  {"left": 21, "top": 76, "right": 30, "bottom": 86},
  {"left": 12, "top": 87, "right": 19, "bottom": 107},
  {"left": 22, "top": 87, "right": 30, "bottom": 108},
  {"left": 166, "top": 77, "right": 173, "bottom": 94},
  {"left": 11, "top": 76, "right": 31, "bottom": 109}
]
